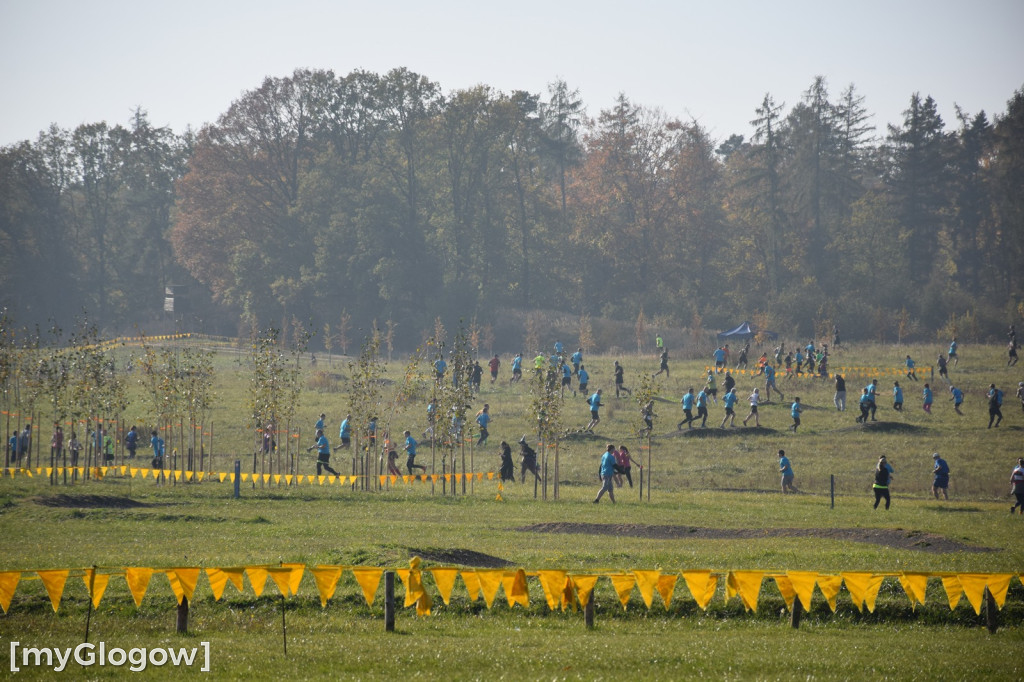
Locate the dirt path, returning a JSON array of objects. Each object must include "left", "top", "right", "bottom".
[{"left": 519, "top": 522, "right": 996, "bottom": 554}]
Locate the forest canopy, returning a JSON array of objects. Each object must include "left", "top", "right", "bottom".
[{"left": 2, "top": 68, "right": 1022, "bottom": 348}]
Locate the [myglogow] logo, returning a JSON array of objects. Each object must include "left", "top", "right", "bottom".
[{"left": 8, "top": 640, "right": 210, "bottom": 673}]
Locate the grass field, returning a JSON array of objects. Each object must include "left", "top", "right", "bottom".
[{"left": 1, "top": 340, "right": 1022, "bottom": 680}]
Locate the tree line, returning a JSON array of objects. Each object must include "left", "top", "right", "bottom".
[{"left": 2, "top": 68, "right": 1022, "bottom": 348}]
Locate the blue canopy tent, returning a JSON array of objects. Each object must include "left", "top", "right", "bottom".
[{"left": 717, "top": 321, "right": 778, "bottom": 343}]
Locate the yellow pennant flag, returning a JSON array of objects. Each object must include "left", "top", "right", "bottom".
[
  {"left": 262, "top": 474, "right": 270, "bottom": 484},
  {"left": 46, "top": 467, "right": 53, "bottom": 476},
  {"left": 727, "top": 571, "right": 765, "bottom": 612},
  {"left": 656, "top": 574, "right": 678, "bottom": 609},
  {"left": 487, "top": 472, "right": 495, "bottom": 480},
  {"left": 402, "top": 475, "right": 411, "bottom": 484},
  {"left": 327, "top": 475, "right": 337, "bottom": 484},
  {"left": 430, "top": 568, "right": 460, "bottom": 606},
  {"left": 285, "top": 474, "right": 293, "bottom": 485},
  {"left": 986, "top": 574, "right": 1013, "bottom": 609},
  {"left": 311, "top": 566, "right": 343, "bottom": 607},
  {"left": 241, "top": 473, "right": 250, "bottom": 482},
  {"left": 317, "top": 475, "right": 326, "bottom": 485},
  {"left": 475, "top": 570, "right": 504, "bottom": 609},
  {"left": 841, "top": 572, "right": 883, "bottom": 613},
  {"left": 773, "top": 575, "right": 797, "bottom": 612},
  {"left": 787, "top": 571, "right": 818, "bottom": 611},
  {"left": 502, "top": 569, "right": 529, "bottom": 608},
  {"left": 898, "top": 572, "right": 929, "bottom": 609},
  {"left": 173, "top": 470, "right": 182, "bottom": 481},
  {"left": 389, "top": 475, "right": 398, "bottom": 485},
  {"left": 571, "top": 575, "right": 600, "bottom": 609},
  {"left": 396, "top": 558, "right": 431, "bottom": 613},
  {"left": 537, "top": 570, "right": 568, "bottom": 611},
  {"left": 206, "top": 568, "right": 234, "bottom": 601},
  {"left": 166, "top": 568, "right": 201, "bottom": 605},
  {"left": 218, "top": 472, "right": 227, "bottom": 482},
  {"left": 956, "top": 573, "right": 990, "bottom": 615},
  {"left": 941, "top": 575, "right": 963, "bottom": 610},
  {"left": 268, "top": 567, "right": 293, "bottom": 596},
  {"left": 0, "top": 571, "right": 21, "bottom": 613},
  {"left": 246, "top": 567, "right": 270, "bottom": 597},
  {"left": 282, "top": 563, "right": 305, "bottom": 596},
  {"left": 561, "top": 575, "right": 576, "bottom": 612},
  {"left": 273, "top": 474, "right": 281, "bottom": 484},
  {"left": 197, "top": 472, "right": 205, "bottom": 482},
  {"left": 632, "top": 570, "right": 661, "bottom": 609},
  {"left": 681, "top": 570, "right": 718, "bottom": 611},
  {"left": 82, "top": 569, "right": 110, "bottom": 609},
  {"left": 460, "top": 570, "right": 482, "bottom": 602},
  {"left": 415, "top": 591, "right": 433, "bottom": 616},
  {"left": 351, "top": 567, "right": 384, "bottom": 607},
  {"left": 36, "top": 570, "right": 69, "bottom": 612},
  {"left": 185, "top": 471, "right": 194, "bottom": 482},
  {"left": 140, "top": 468, "right": 150, "bottom": 479},
  {"left": 379, "top": 475, "right": 388, "bottom": 487},
  {"left": 609, "top": 574, "right": 636, "bottom": 610},
  {"left": 124, "top": 567, "right": 153, "bottom": 606},
  {"left": 817, "top": 574, "right": 843, "bottom": 612}
]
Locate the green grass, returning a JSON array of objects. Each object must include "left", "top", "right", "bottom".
[{"left": 1, "top": 341, "right": 1022, "bottom": 679}]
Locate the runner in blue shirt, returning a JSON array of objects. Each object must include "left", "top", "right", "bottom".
[
  {"left": 476, "top": 404, "right": 491, "bottom": 446},
  {"left": 764, "top": 363, "right": 783, "bottom": 402},
  {"left": 578, "top": 365, "right": 590, "bottom": 396},
  {"left": 315, "top": 413, "right": 326, "bottom": 432},
  {"left": 905, "top": 356, "right": 918, "bottom": 381},
  {"left": 593, "top": 443, "right": 617, "bottom": 504},
  {"left": 789, "top": 397, "right": 802, "bottom": 432},
  {"left": 338, "top": 414, "right": 352, "bottom": 448},
  {"left": 586, "top": 389, "right": 604, "bottom": 432},
  {"left": 892, "top": 382, "right": 904, "bottom": 411},
  {"left": 150, "top": 430, "right": 164, "bottom": 468},
  {"left": 403, "top": 431, "right": 427, "bottom": 474},
  {"left": 307, "top": 429, "right": 341, "bottom": 476},
  {"left": 778, "top": 449, "right": 796, "bottom": 493},
  {"left": 931, "top": 453, "right": 949, "bottom": 500},
  {"left": 713, "top": 347, "right": 726, "bottom": 373},
  {"left": 948, "top": 338, "right": 958, "bottom": 366},
  {"left": 554, "top": 340, "right": 564, "bottom": 356},
  {"left": 949, "top": 385, "right": 964, "bottom": 416},
  {"left": 510, "top": 353, "right": 523, "bottom": 384},
  {"left": 720, "top": 388, "right": 738, "bottom": 428},
  {"left": 678, "top": 388, "right": 696, "bottom": 429},
  {"left": 434, "top": 357, "right": 447, "bottom": 382},
  {"left": 571, "top": 348, "right": 583, "bottom": 376},
  {"left": 922, "top": 383, "right": 933, "bottom": 413},
  {"left": 695, "top": 388, "right": 709, "bottom": 427}
]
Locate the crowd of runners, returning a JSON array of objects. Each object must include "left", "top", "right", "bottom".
[{"left": 286, "top": 325, "right": 1022, "bottom": 507}]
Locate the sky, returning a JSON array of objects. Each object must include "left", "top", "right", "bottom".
[{"left": 1, "top": 0, "right": 1023, "bottom": 148}]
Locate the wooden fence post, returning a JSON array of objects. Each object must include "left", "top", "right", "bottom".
[{"left": 384, "top": 571, "right": 396, "bottom": 632}]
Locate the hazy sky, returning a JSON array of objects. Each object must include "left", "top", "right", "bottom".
[{"left": 2, "top": 0, "right": 1022, "bottom": 147}]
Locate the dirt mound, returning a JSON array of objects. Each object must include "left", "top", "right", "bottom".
[
  {"left": 518, "top": 522, "right": 995, "bottom": 554},
  {"left": 834, "top": 421, "right": 927, "bottom": 434},
  {"left": 662, "top": 426, "right": 778, "bottom": 438},
  {"left": 33, "top": 494, "right": 150, "bottom": 509},
  {"left": 408, "top": 547, "right": 514, "bottom": 568}
]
